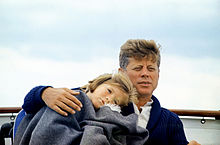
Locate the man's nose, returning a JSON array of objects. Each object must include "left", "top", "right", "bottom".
[{"left": 141, "top": 68, "right": 149, "bottom": 77}]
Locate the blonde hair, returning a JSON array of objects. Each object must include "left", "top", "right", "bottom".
[
  {"left": 119, "top": 39, "right": 161, "bottom": 69},
  {"left": 81, "top": 72, "right": 138, "bottom": 106}
]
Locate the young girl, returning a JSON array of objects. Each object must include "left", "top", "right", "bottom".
[
  {"left": 81, "top": 72, "right": 138, "bottom": 112},
  {"left": 14, "top": 72, "right": 148, "bottom": 145}
]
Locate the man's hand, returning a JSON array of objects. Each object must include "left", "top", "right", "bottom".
[
  {"left": 188, "top": 140, "right": 201, "bottom": 145},
  {"left": 42, "top": 87, "right": 82, "bottom": 116}
]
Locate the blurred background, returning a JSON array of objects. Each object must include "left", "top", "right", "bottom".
[{"left": 0, "top": 0, "right": 219, "bottom": 110}]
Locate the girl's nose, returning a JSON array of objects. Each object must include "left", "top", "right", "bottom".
[{"left": 105, "top": 96, "right": 110, "bottom": 104}]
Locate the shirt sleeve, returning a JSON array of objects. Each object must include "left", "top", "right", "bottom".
[
  {"left": 168, "top": 112, "right": 189, "bottom": 145},
  {"left": 22, "top": 86, "right": 52, "bottom": 114}
]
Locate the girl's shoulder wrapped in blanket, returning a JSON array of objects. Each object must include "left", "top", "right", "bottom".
[{"left": 14, "top": 91, "right": 149, "bottom": 145}]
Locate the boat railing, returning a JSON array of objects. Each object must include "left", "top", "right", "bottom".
[
  {"left": 0, "top": 107, "right": 219, "bottom": 119},
  {"left": 1, "top": 107, "right": 220, "bottom": 145},
  {"left": 0, "top": 107, "right": 21, "bottom": 114},
  {"left": 169, "top": 109, "right": 220, "bottom": 120}
]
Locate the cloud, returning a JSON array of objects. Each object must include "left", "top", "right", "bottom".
[
  {"left": 0, "top": 0, "right": 219, "bottom": 110},
  {"left": 1, "top": 48, "right": 219, "bottom": 110},
  {"left": 154, "top": 54, "right": 220, "bottom": 110},
  {"left": 0, "top": 48, "right": 118, "bottom": 107},
  {"left": 1, "top": 0, "right": 219, "bottom": 59}
]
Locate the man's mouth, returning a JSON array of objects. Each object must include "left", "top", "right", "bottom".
[
  {"left": 137, "top": 81, "right": 152, "bottom": 87},
  {"left": 138, "top": 81, "right": 151, "bottom": 84}
]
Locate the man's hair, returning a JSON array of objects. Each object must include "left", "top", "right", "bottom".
[
  {"left": 81, "top": 72, "right": 138, "bottom": 106},
  {"left": 119, "top": 39, "right": 161, "bottom": 69}
]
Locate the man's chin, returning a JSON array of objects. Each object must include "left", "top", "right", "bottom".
[{"left": 137, "top": 90, "right": 152, "bottom": 98}]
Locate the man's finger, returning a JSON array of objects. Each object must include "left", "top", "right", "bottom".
[
  {"left": 64, "top": 88, "right": 80, "bottom": 95},
  {"left": 56, "top": 101, "right": 76, "bottom": 115},
  {"left": 61, "top": 96, "right": 81, "bottom": 112},
  {"left": 64, "top": 92, "right": 83, "bottom": 108},
  {"left": 53, "top": 105, "right": 72, "bottom": 116}
]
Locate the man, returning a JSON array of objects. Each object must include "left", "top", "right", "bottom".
[{"left": 21, "top": 39, "right": 200, "bottom": 145}]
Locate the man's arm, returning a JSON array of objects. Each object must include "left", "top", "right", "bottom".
[
  {"left": 41, "top": 87, "right": 82, "bottom": 116},
  {"left": 22, "top": 86, "right": 82, "bottom": 116},
  {"left": 167, "top": 112, "right": 189, "bottom": 145},
  {"left": 168, "top": 112, "right": 200, "bottom": 145},
  {"left": 22, "top": 86, "right": 50, "bottom": 113}
]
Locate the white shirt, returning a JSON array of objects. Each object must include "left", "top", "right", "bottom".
[{"left": 133, "top": 99, "right": 153, "bottom": 128}]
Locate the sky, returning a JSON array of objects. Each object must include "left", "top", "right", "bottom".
[{"left": 0, "top": 0, "right": 219, "bottom": 110}]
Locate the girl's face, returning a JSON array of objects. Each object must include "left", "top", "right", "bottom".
[{"left": 88, "top": 83, "right": 128, "bottom": 109}]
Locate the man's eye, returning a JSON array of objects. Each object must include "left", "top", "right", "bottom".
[
  {"left": 148, "top": 67, "right": 156, "bottom": 72},
  {"left": 133, "top": 67, "right": 141, "bottom": 71}
]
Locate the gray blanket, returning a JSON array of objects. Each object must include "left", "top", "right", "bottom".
[{"left": 14, "top": 91, "right": 148, "bottom": 145}]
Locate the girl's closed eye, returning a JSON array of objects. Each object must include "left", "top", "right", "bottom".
[{"left": 107, "top": 88, "right": 112, "bottom": 94}]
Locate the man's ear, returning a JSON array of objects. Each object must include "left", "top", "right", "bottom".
[
  {"left": 158, "top": 68, "right": 160, "bottom": 78},
  {"left": 118, "top": 68, "right": 125, "bottom": 73}
]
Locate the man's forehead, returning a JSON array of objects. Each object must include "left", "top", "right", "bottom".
[{"left": 128, "top": 57, "right": 157, "bottom": 64}]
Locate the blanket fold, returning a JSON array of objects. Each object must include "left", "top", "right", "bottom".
[{"left": 14, "top": 91, "right": 148, "bottom": 145}]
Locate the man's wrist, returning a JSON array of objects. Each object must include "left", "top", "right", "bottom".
[{"left": 41, "top": 87, "right": 53, "bottom": 102}]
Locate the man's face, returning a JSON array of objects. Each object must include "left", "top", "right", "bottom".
[{"left": 122, "top": 57, "right": 159, "bottom": 97}]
